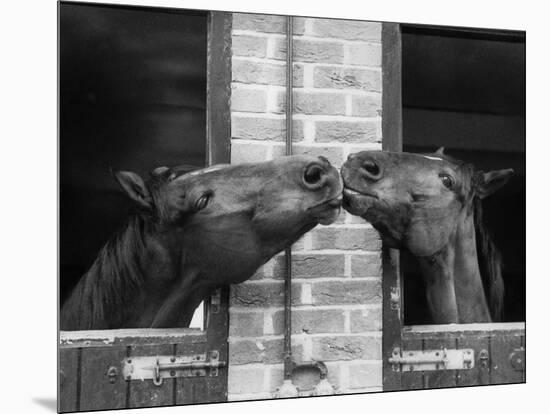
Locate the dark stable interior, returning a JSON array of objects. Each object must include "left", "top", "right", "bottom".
[
  {"left": 401, "top": 27, "right": 526, "bottom": 324},
  {"left": 59, "top": 4, "right": 207, "bottom": 305}
]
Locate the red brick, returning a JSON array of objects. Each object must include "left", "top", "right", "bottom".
[
  {"left": 267, "top": 366, "right": 285, "bottom": 392},
  {"left": 311, "top": 280, "right": 382, "bottom": 305},
  {"left": 311, "top": 335, "right": 381, "bottom": 361},
  {"left": 233, "top": 60, "right": 303, "bottom": 87},
  {"left": 233, "top": 13, "right": 286, "bottom": 33},
  {"left": 231, "top": 87, "right": 268, "bottom": 113},
  {"left": 312, "top": 19, "right": 381, "bottom": 41},
  {"left": 293, "top": 91, "right": 347, "bottom": 115},
  {"left": 348, "top": 363, "right": 382, "bottom": 388},
  {"left": 231, "top": 115, "right": 305, "bottom": 142},
  {"left": 231, "top": 140, "right": 272, "bottom": 164},
  {"left": 292, "top": 18, "right": 307, "bottom": 35},
  {"left": 350, "top": 253, "right": 382, "bottom": 278},
  {"left": 350, "top": 307, "right": 383, "bottom": 332},
  {"left": 229, "top": 338, "right": 303, "bottom": 364},
  {"left": 311, "top": 227, "right": 382, "bottom": 250},
  {"left": 232, "top": 35, "right": 268, "bottom": 58},
  {"left": 228, "top": 366, "right": 265, "bottom": 394},
  {"left": 313, "top": 66, "right": 381, "bottom": 92},
  {"left": 348, "top": 43, "right": 382, "bottom": 66},
  {"left": 315, "top": 120, "right": 380, "bottom": 143},
  {"left": 272, "top": 253, "right": 345, "bottom": 279},
  {"left": 348, "top": 144, "right": 382, "bottom": 153},
  {"left": 229, "top": 311, "right": 265, "bottom": 337},
  {"left": 272, "top": 38, "right": 344, "bottom": 64},
  {"left": 273, "top": 90, "right": 347, "bottom": 116},
  {"left": 272, "top": 308, "right": 346, "bottom": 335},
  {"left": 351, "top": 94, "right": 382, "bottom": 117},
  {"left": 289, "top": 144, "right": 345, "bottom": 169},
  {"left": 230, "top": 281, "right": 301, "bottom": 307}
]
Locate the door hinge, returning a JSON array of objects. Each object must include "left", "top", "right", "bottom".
[
  {"left": 389, "top": 347, "right": 475, "bottom": 372},
  {"left": 122, "top": 350, "right": 226, "bottom": 386}
]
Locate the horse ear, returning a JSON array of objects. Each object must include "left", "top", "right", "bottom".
[
  {"left": 113, "top": 170, "right": 152, "bottom": 209},
  {"left": 434, "top": 147, "right": 445, "bottom": 156},
  {"left": 475, "top": 169, "right": 514, "bottom": 199}
]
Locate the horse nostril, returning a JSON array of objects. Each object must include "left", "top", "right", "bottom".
[
  {"left": 304, "top": 164, "right": 325, "bottom": 187},
  {"left": 361, "top": 159, "right": 381, "bottom": 179}
]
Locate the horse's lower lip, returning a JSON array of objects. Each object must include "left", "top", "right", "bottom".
[
  {"left": 343, "top": 187, "right": 378, "bottom": 199},
  {"left": 327, "top": 195, "right": 343, "bottom": 207},
  {"left": 309, "top": 194, "right": 343, "bottom": 210}
]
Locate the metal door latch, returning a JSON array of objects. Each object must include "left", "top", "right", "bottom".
[
  {"left": 122, "top": 350, "right": 226, "bottom": 386},
  {"left": 389, "top": 347, "right": 475, "bottom": 372}
]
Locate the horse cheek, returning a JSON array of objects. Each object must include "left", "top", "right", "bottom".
[{"left": 407, "top": 220, "right": 447, "bottom": 257}]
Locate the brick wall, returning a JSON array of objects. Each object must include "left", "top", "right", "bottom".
[{"left": 228, "top": 13, "right": 383, "bottom": 401}]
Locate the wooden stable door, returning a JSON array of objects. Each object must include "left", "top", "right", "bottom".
[
  {"left": 59, "top": 292, "right": 229, "bottom": 412},
  {"left": 381, "top": 24, "right": 525, "bottom": 390},
  {"left": 389, "top": 323, "right": 525, "bottom": 390},
  {"left": 58, "top": 4, "right": 232, "bottom": 411}
]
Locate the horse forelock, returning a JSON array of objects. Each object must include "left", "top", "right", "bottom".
[{"left": 473, "top": 197, "right": 505, "bottom": 321}]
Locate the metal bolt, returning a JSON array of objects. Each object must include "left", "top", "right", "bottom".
[
  {"left": 170, "top": 370, "right": 176, "bottom": 377},
  {"left": 170, "top": 357, "right": 176, "bottom": 363},
  {"left": 127, "top": 359, "right": 132, "bottom": 364}
]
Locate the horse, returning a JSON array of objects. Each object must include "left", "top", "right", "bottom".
[
  {"left": 341, "top": 148, "right": 513, "bottom": 324},
  {"left": 61, "top": 155, "right": 343, "bottom": 330}
]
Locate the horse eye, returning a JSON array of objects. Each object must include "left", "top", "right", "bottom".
[
  {"left": 194, "top": 194, "right": 210, "bottom": 211},
  {"left": 440, "top": 174, "right": 454, "bottom": 190}
]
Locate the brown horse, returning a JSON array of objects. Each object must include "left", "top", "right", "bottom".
[
  {"left": 341, "top": 148, "right": 513, "bottom": 324},
  {"left": 61, "top": 155, "right": 342, "bottom": 330}
]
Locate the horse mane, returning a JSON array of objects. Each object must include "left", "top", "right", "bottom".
[
  {"left": 61, "top": 214, "right": 150, "bottom": 330},
  {"left": 473, "top": 196, "right": 505, "bottom": 322}
]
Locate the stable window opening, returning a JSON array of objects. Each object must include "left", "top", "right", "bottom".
[
  {"left": 400, "top": 26, "right": 525, "bottom": 325},
  {"left": 60, "top": 3, "right": 209, "bottom": 330}
]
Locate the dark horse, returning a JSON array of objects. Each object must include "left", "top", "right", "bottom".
[
  {"left": 341, "top": 148, "right": 513, "bottom": 324},
  {"left": 61, "top": 155, "right": 342, "bottom": 330}
]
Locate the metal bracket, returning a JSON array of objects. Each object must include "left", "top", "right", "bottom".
[
  {"left": 389, "top": 347, "right": 475, "bottom": 372},
  {"left": 390, "top": 287, "right": 400, "bottom": 311},
  {"left": 122, "top": 350, "right": 226, "bottom": 386},
  {"left": 509, "top": 347, "right": 525, "bottom": 371}
]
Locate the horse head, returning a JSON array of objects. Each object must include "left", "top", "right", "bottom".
[
  {"left": 340, "top": 148, "right": 513, "bottom": 323},
  {"left": 115, "top": 155, "right": 342, "bottom": 286},
  {"left": 61, "top": 155, "right": 342, "bottom": 330},
  {"left": 340, "top": 148, "right": 512, "bottom": 257}
]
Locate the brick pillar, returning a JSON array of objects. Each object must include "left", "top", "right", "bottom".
[{"left": 228, "top": 13, "right": 383, "bottom": 400}]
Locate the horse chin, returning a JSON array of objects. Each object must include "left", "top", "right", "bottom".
[
  {"left": 308, "top": 195, "right": 343, "bottom": 225},
  {"left": 317, "top": 205, "right": 341, "bottom": 225},
  {"left": 342, "top": 188, "right": 377, "bottom": 217}
]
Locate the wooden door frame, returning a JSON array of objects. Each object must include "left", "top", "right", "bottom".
[
  {"left": 58, "top": 9, "right": 233, "bottom": 410},
  {"left": 381, "top": 22, "right": 404, "bottom": 391},
  {"left": 203, "top": 8, "right": 232, "bottom": 392},
  {"left": 380, "top": 22, "right": 526, "bottom": 391}
]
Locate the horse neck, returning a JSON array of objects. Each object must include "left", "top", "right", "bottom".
[
  {"left": 61, "top": 215, "right": 173, "bottom": 330},
  {"left": 418, "top": 210, "right": 491, "bottom": 324}
]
